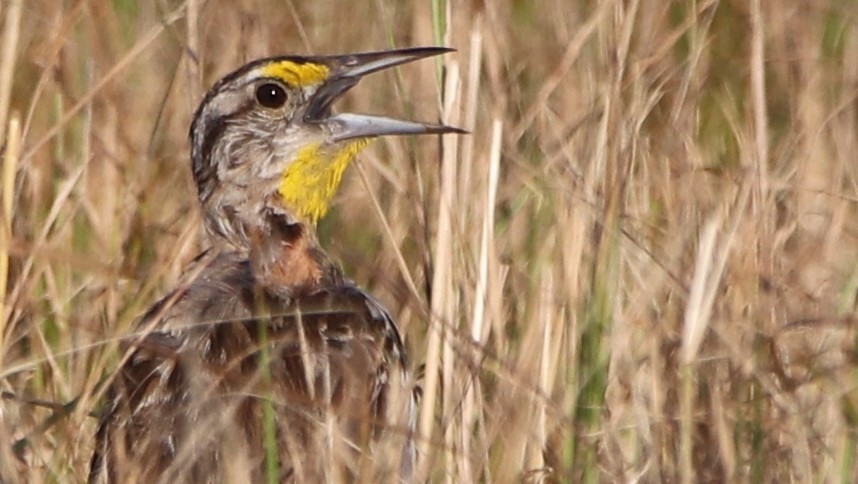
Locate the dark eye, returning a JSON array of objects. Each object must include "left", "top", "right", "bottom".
[{"left": 255, "top": 83, "right": 288, "bottom": 108}]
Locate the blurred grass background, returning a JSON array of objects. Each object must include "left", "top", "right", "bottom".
[{"left": 2, "top": 0, "right": 858, "bottom": 482}]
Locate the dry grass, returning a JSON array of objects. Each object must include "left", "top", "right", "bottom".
[{"left": 3, "top": 0, "right": 858, "bottom": 482}]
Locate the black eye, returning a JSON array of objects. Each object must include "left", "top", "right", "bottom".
[{"left": 255, "top": 83, "right": 288, "bottom": 108}]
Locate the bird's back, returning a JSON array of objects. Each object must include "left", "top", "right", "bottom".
[{"left": 89, "top": 250, "right": 416, "bottom": 483}]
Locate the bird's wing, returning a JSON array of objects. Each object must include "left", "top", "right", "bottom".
[{"left": 89, "top": 251, "right": 415, "bottom": 483}]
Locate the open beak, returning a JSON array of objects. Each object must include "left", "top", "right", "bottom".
[{"left": 305, "top": 47, "right": 466, "bottom": 142}]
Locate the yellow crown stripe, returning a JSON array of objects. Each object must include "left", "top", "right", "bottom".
[{"left": 260, "top": 61, "right": 330, "bottom": 87}]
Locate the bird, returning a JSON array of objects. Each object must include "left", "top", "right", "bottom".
[{"left": 88, "top": 47, "right": 462, "bottom": 483}]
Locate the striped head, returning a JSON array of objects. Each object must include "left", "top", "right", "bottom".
[{"left": 188, "top": 48, "right": 462, "bottom": 245}]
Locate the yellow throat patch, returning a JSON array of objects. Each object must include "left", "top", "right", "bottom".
[
  {"left": 278, "top": 140, "right": 370, "bottom": 224},
  {"left": 260, "top": 61, "right": 329, "bottom": 88}
]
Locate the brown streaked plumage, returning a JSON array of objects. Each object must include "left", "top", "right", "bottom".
[{"left": 89, "top": 48, "right": 462, "bottom": 483}]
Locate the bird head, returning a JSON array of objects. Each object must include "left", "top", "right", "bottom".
[{"left": 189, "top": 47, "right": 462, "bottom": 245}]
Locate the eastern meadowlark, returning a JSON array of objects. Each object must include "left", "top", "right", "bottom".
[{"left": 88, "top": 47, "right": 461, "bottom": 483}]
